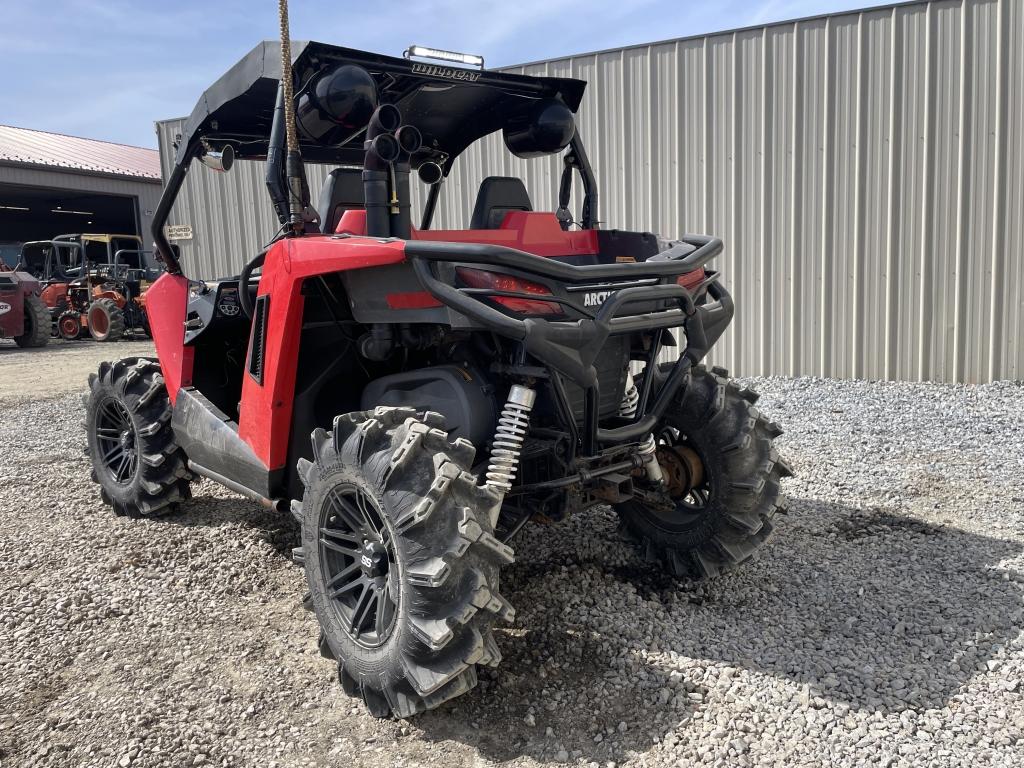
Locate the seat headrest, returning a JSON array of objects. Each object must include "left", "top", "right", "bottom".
[
  {"left": 317, "top": 168, "right": 365, "bottom": 234},
  {"left": 470, "top": 176, "right": 533, "bottom": 230}
]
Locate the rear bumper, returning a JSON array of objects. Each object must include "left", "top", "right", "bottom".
[{"left": 405, "top": 235, "right": 734, "bottom": 447}]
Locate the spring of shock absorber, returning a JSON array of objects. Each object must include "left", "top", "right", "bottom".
[
  {"left": 618, "top": 371, "right": 640, "bottom": 418},
  {"left": 637, "top": 433, "right": 666, "bottom": 486},
  {"left": 485, "top": 384, "right": 537, "bottom": 494}
]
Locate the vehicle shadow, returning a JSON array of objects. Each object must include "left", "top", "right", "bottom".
[
  {"left": 413, "top": 496, "right": 1023, "bottom": 763},
  {"left": 167, "top": 487, "right": 300, "bottom": 559},
  {"left": 414, "top": 624, "right": 698, "bottom": 765}
]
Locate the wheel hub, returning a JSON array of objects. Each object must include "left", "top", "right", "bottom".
[
  {"left": 657, "top": 444, "right": 705, "bottom": 499},
  {"left": 95, "top": 397, "right": 139, "bottom": 485},
  {"left": 359, "top": 540, "right": 389, "bottom": 579}
]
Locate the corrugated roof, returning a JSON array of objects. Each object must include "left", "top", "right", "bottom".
[{"left": 0, "top": 124, "right": 161, "bottom": 181}]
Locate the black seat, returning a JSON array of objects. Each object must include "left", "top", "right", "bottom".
[
  {"left": 317, "top": 167, "right": 365, "bottom": 234},
  {"left": 470, "top": 176, "right": 533, "bottom": 229}
]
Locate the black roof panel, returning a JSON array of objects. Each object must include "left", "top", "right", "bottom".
[{"left": 174, "top": 40, "right": 587, "bottom": 170}]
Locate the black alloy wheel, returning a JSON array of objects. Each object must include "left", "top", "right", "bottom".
[
  {"left": 297, "top": 407, "right": 515, "bottom": 718},
  {"left": 319, "top": 485, "right": 399, "bottom": 648},
  {"left": 95, "top": 397, "right": 139, "bottom": 484}
]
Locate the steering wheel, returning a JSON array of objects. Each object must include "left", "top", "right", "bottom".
[{"left": 238, "top": 249, "right": 267, "bottom": 320}]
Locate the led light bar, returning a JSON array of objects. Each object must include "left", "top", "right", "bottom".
[
  {"left": 0, "top": 205, "right": 29, "bottom": 211},
  {"left": 404, "top": 45, "right": 484, "bottom": 69},
  {"left": 51, "top": 208, "right": 94, "bottom": 215}
]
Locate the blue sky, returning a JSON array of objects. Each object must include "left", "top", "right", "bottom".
[{"left": 0, "top": 0, "right": 893, "bottom": 148}]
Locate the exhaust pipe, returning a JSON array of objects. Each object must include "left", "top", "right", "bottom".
[
  {"left": 363, "top": 104, "right": 402, "bottom": 237},
  {"left": 199, "top": 143, "right": 234, "bottom": 173},
  {"left": 389, "top": 125, "right": 422, "bottom": 239}
]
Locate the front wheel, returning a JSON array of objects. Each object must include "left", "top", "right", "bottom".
[
  {"left": 615, "top": 364, "right": 792, "bottom": 578},
  {"left": 85, "top": 358, "right": 192, "bottom": 517},
  {"left": 297, "top": 407, "right": 515, "bottom": 718}
]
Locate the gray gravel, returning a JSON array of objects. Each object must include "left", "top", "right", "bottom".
[{"left": 2, "top": 372, "right": 1023, "bottom": 767}]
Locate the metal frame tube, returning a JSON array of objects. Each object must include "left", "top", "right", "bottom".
[{"left": 150, "top": 157, "right": 193, "bottom": 276}]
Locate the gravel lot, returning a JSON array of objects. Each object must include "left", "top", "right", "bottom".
[
  {"left": 1, "top": 343, "right": 1022, "bottom": 767},
  {"left": 0, "top": 339, "right": 155, "bottom": 405}
]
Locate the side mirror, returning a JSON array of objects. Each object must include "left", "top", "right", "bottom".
[{"left": 200, "top": 143, "right": 234, "bottom": 173}]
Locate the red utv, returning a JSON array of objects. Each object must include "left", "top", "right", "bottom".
[{"left": 83, "top": 40, "right": 790, "bottom": 718}]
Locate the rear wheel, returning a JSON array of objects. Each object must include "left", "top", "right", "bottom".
[
  {"left": 58, "top": 310, "right": 84, "bottom": 340},
  {"left": 297, "top": 407, "right": 514, "bottom": 718},
  {"left": 88, "top": 298, "right": 125, "bottom": 342},
  {"left": 615, "top": 364, "right": 792, "bottom": 578},
  {"left": 85, "top": 358, "right": 191, "bottom": 517},
  {"left": 13, "top": 294, "right": 49, "bottom": 348}
]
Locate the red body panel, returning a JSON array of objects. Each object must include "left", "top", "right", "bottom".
[
  {"left": 237, "top": 237, "right": 407, "bottom": 469},
  {"left": 0, "top": 282, "right": 28, "bottom": 337},
  {"left": 145, "top": 272, "right": 194, "bottom": 403}
]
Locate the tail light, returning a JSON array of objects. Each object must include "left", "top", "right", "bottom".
[
  {"left": 676, "top": 268, "right": 706, "bottom": 291},
  {"left": 456, "top": 267, "right": 563, "bottom": 316}
]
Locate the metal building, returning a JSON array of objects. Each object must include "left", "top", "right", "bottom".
[
  {"left": 155, "top": 0, "right": 1023, "bottom": 384},
  {"left": 0, "top": 125, "right": 162, "bottom": 266}
]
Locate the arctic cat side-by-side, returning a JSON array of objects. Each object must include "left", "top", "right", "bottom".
[{"left": 84, "top": 38, "right": 791, "bottom": 718}]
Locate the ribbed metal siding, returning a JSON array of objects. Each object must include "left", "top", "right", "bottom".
[
  {"left": 154, "top": 120, "right": 335, "bottom": 280},
  {"left": 157, "top": 0, "right": 1022, "bottom": 383}
]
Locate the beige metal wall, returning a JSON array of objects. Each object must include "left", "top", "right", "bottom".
[{"left": 157, "top": 0, "right": 1024, "bottom": 383}]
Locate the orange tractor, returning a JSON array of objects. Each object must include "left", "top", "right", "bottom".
[{"left": 20, "top": 234, "right": 157, "bottom": 341}]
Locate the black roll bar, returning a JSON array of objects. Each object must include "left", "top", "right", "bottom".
[{"left": 151, "top": 153, "right": 195, "bottom": 276}]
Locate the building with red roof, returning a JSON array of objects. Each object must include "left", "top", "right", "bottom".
[{"left": 0, "top": 125, "right": 162, "bottom": 266}]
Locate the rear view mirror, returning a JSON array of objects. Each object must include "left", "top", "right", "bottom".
[{"left": 200, "top": 143, "right": 234, "bottom": 173}]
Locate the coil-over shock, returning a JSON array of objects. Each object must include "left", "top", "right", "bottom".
[{"left": 485, "top": 384, "right": 536, "bottom": 494}]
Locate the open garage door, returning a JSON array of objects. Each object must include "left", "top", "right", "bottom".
[{"left": 0, "top": 183, "right": 138, "bottom": 266}]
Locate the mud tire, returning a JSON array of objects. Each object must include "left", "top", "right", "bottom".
[
  {"left": 616, "top": 364, "right": 792, "bottom": 578},
  {"left": 85, "top": 357, "right": 191, "bottom": 518},
  {"left": 297, "top": 406, "right": 514, "bottom": 718}
]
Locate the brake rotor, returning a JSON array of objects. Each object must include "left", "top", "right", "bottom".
[{"left": 656, "top": 444, "right": 705, "bottom": 499}]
